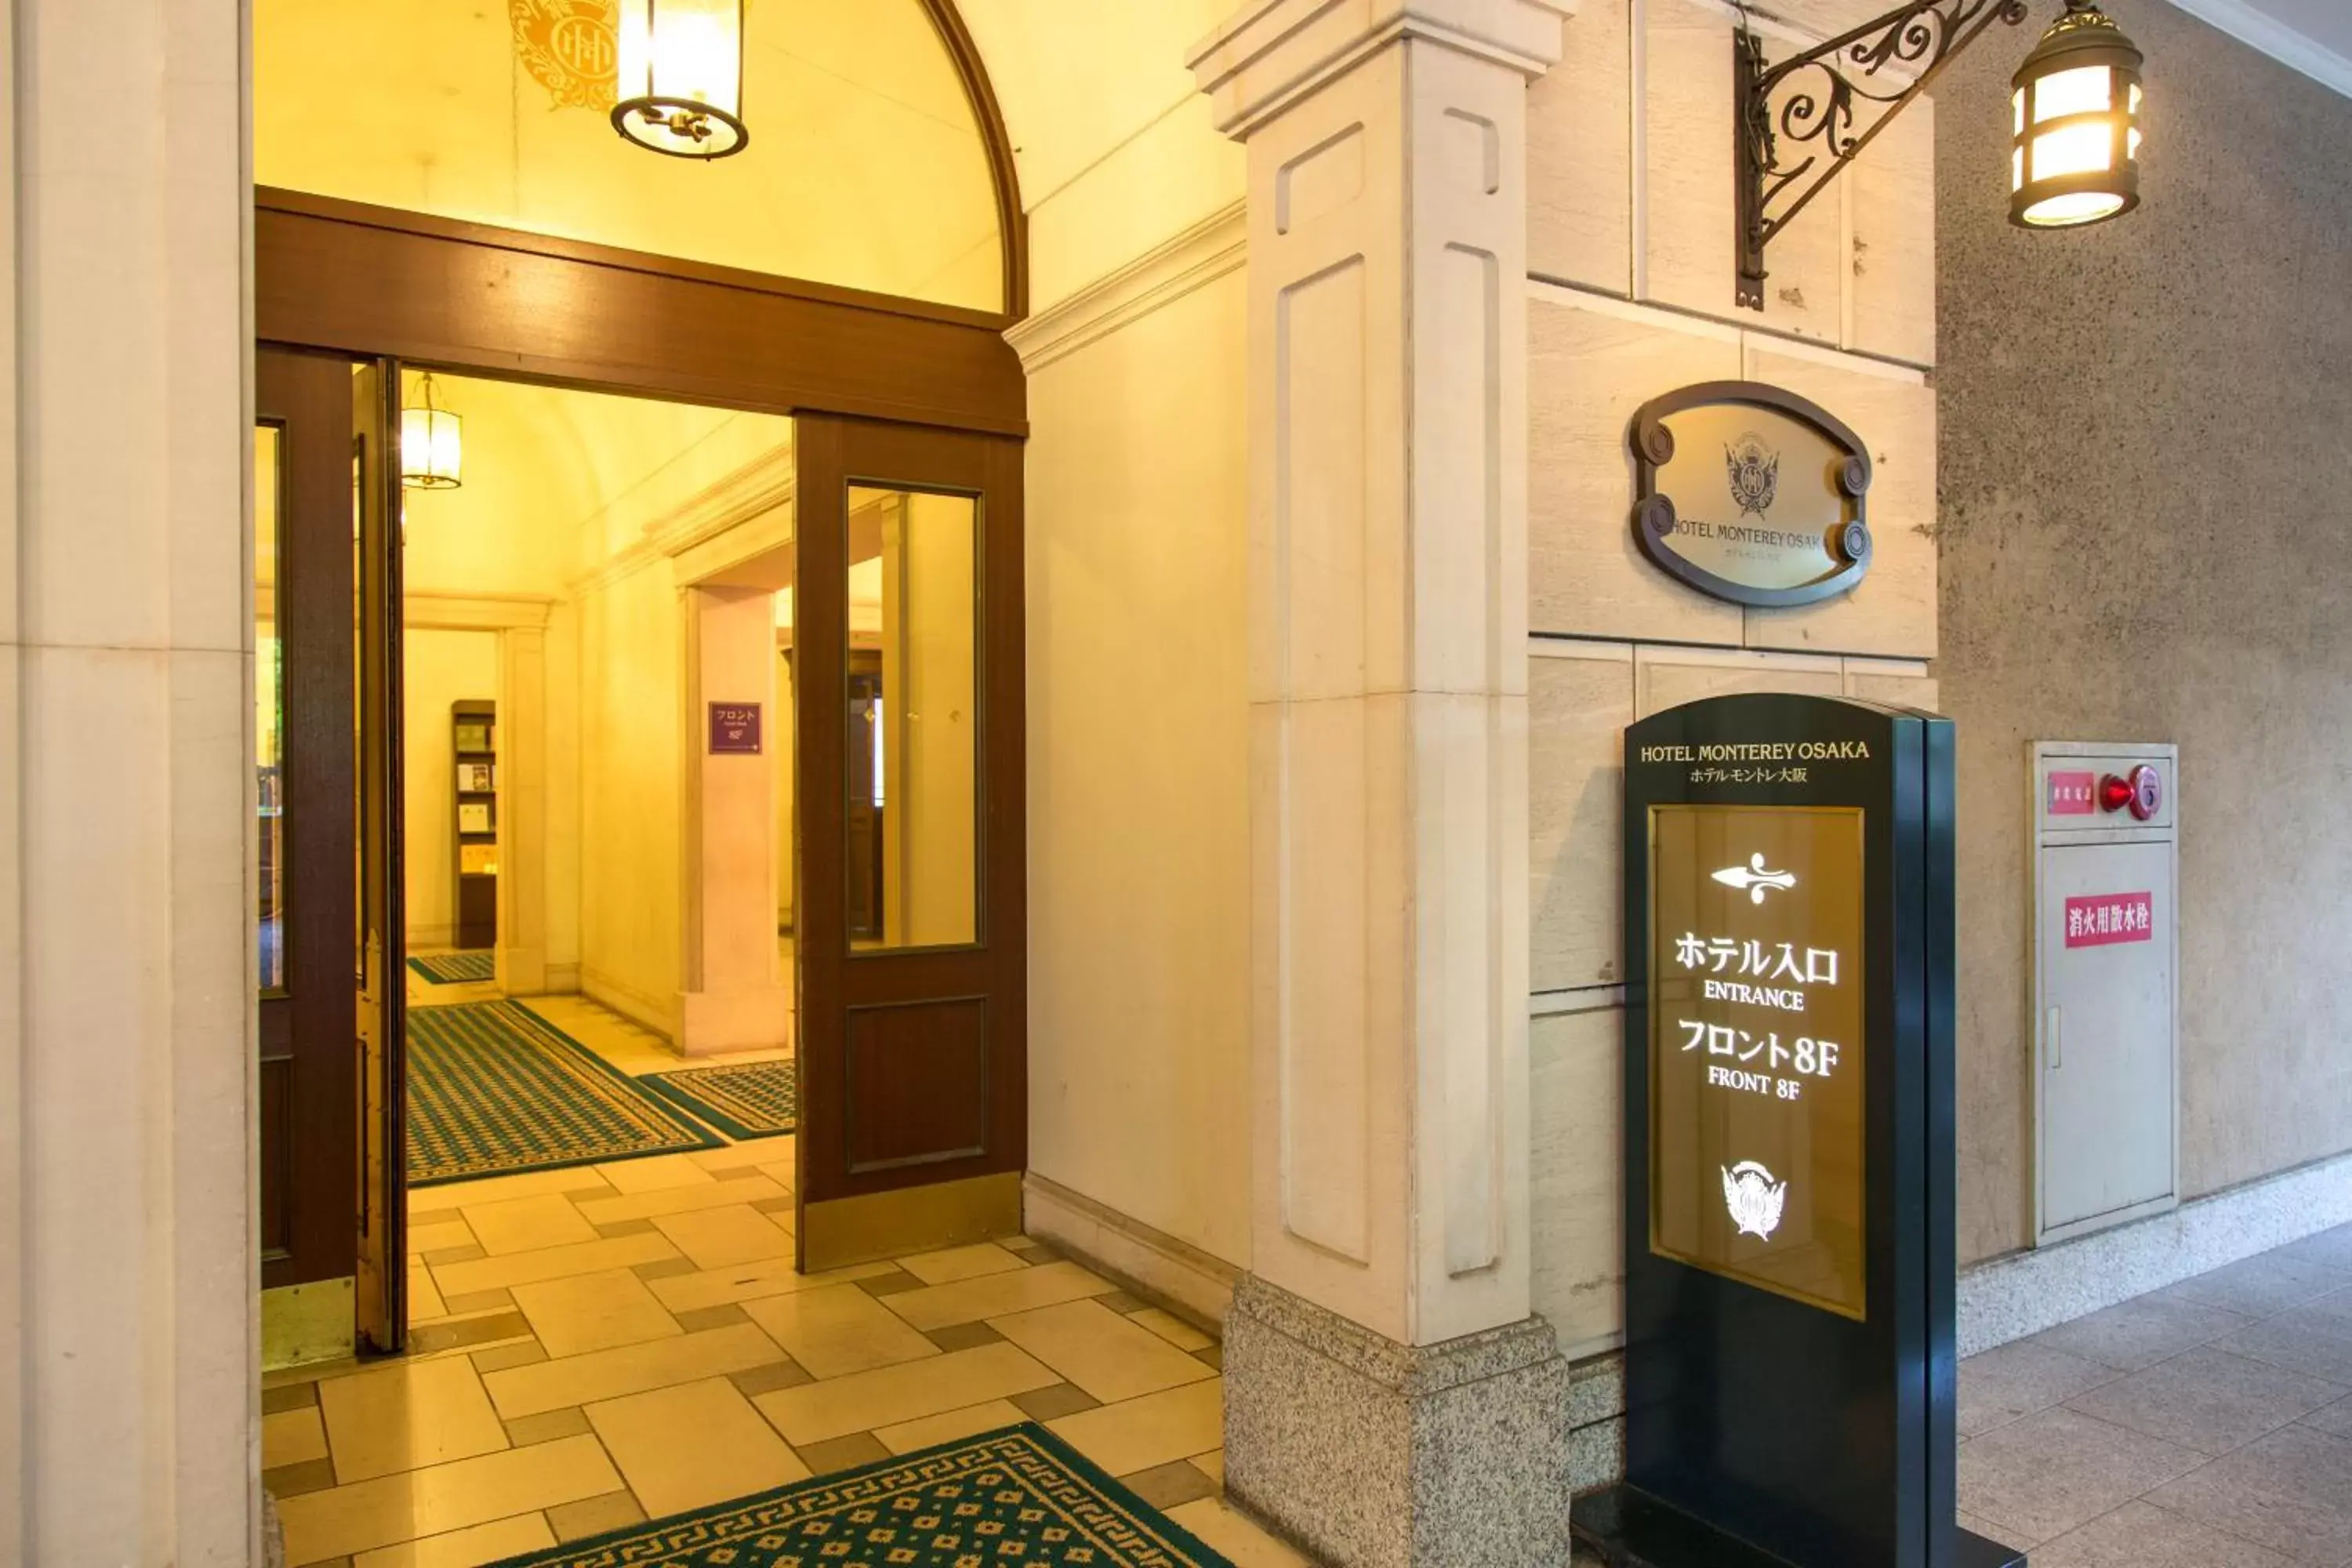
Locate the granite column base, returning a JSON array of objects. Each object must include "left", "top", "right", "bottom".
[{"left": 1222, "top": 1273, "right": 1573, "bottom": 1568}]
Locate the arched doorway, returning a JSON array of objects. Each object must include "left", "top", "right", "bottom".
[{"left": 250, "top": 0, "right": 1033, "bottom": 1373}]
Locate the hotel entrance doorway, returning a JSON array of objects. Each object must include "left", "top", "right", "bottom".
[{"left": 254, "top": 192, "right": 1029, "bottom": 1361}]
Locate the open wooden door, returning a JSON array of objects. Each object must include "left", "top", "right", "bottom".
[
  {"left": 252, "top": 349, "right": 405, "bottom": 1356},
  {"left": 354, "top": 361, "right": 407, "bottom": 1352},
  {"left": 794, "top": 416, "right": 1026, "bottom": 1269}
]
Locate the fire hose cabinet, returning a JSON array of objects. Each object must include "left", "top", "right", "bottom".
[{"left": 2032, "top": 741, "right": 2179, "bottom": 1246}]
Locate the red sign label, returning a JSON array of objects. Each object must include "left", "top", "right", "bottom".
[
  {"left": 2047, "top": 770, "right": 2096, "bottom": 815},
  {"left": 2065, "top": 891, "right": 2153, "bottom": 948}
]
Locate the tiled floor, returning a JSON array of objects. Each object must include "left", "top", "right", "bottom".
[
  {"left": 1957, "top": 1222, "right": 2352, "bottom": 1565},
  {"left": 262, "top": 989, "right": 1307, "bottom": 1568}
]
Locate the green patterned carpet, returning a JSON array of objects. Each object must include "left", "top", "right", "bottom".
[
  {"left": 485, "top": 1424, "right": 1232, "bottom": 1567},
  {"left": 641, "top": 1059, "right": 798, "bottom": 1139},
  {"left": 406, "top": 1001, "right": 722, "bottom": 1186},
  {"left": 406, "top": 949, "right": 495, "bottom": 985}
]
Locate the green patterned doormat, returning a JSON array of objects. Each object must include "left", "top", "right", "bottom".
[
  {"left": 641, "top": 1058, "right": 798, "bottom": 1139},
  {"left": 406, "top": 1001, "right": 722, "bottom": 1186},
  {"left": 405, "top": 949, "right": 495, "bottom": 985},
  {"left": 483, "top": 1423, "right": 1233, "bottom": 1568}
]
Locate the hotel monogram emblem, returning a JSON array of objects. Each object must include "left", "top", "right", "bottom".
[
  {"left": 1722, "top": 1160, "right": 1788, "bottom": 1240},
  {"left": 1725, "top": 433, "right": 1780, "bottom": 518},
  {"left": 510, "top": 0, "right": 619, "bottom": 111}
]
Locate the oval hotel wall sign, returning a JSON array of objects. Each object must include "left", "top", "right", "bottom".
[{"left": 1631, "top": 381, "right": 1874, "bottom": 608}]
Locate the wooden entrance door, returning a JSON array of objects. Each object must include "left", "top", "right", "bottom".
[
  {"left": 794, "top": 416, "right": 1026, "bottom": 1269},
  {"left": 254, "top": 346, "right": 406, "bottom": 1350}
]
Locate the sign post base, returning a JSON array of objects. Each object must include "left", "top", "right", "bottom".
[{"left": 1571, "top": 1486, "right": 2027, "bottom": 1568}]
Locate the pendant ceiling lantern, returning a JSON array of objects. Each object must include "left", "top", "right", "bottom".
[
  {"left": 2010, "top": 1, "right": 2144, "bottom": 229},
  {"left": 611, "top": 0, "right": 750, "bottom": 161},
  {"left": 400, "top": 372, "right": 463, "bottom": 492}
]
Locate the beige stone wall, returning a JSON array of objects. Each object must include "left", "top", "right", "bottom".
[
  {"left": 1523, "top": 0, "right": 1943, "bottom": 1357},
  {"left": 1935, "top": 6, "right": 2352, "bottom": 1264},
  {"left": 1015, "top": 238, "right": 1254, "bottom": 1274}
]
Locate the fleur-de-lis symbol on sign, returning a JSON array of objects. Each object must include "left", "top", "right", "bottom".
[{"left": 1711, "top": 852, "right": 1797, "bottom": 904}]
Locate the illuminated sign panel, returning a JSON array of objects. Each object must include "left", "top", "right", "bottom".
[{"left": 1650, "top": 804, "right": 1867, "bottom": 1320}]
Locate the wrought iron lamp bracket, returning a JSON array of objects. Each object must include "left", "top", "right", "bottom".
[{"left": 1736, "top": 0, "right": 2029, "bottom": 310}]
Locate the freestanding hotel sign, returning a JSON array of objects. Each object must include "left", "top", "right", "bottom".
[{"left": 1573, "top": 694, "right": 2022, "bottom": 1568}]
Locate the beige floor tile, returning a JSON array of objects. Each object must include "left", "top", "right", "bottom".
[
  {"left": 1128, "top": 1308, "right": 1214, "bottom": 1353},
  {"left": 321, "top": 1357, "right": 512, "bottom": 1484},
  {"left": 586, "top": 1377, "right": 811, "bottom": 1516},
  {"left": 547, "top": 1490, "right": 646, "bottom": 1543},
  {"left": 756, "top": 1162, "right": 797, "bottom": 1192},
  {"left": 408, "top": 1260, "right": 450, "bottom": 1324},
  {"left": 278, "top": 1434, "right": 620, "bottom": 1564},
  {"left": 1190, "top": 1449, "right": 1225, "bottom": 1485},
  {"left": 1046, "top": 1377, "right": 1224, "bottom": 1477},
  {"left": 349, "top": 1512, "right": 556, "bottom": 1568},
  {"left": 885, "top": 1261, "right": 1116, "bottom": 1331},
  {"left": 575, "top": 1174, "right": 787, "bottom": 1227},
  {"left": 872, "top": 1398, "right": 1032, "bottom": 1454},
  {"left": 1163, "top": 1497, "right": 1313, "bottom": 1566},
  {"left": 647, "top": 1257, "right": 899, "bottom": 1316},
  {"left": 408, "top": 1166, "right": 614, "bottom": 1216},
  {"left": 408, "top": 1219, "right": 477, "bottom": 1257},
  {"left": 264, "top": 1406, "right": 330, "bottom": 1470},
  {"left": 742, "top": 1283, "right": 942, "bottom": 1379},
  {"left": 755, "top": 1341, "right": 1061, "bottom": 1446},
  {"left": 692, "top": 1136, "right": 795, "bottom": 1172},
  {"left": 652, "top": 1204, "right": 794, "bottom": 1269},
  {"left": 594, "top": 1153, "right": 719, "bottom": 1195},
  {"left": 991, "top": 1299, "right": 1218, "bottom": 1404},
  {"left": 899, "top": 1242, "right": 1028, "bottom": 1286},
  {"left": 460, "top": 1194, "right": 601, "bottom": 1256},
  {"left": 483, "top": 1322, "right": 787, "bottom": 1420},
  {"left": 431, "top": 1232, "right": 680, "bottom": 1298},
  {"left": 510, "top": 1268, "right": 684, "bottom": 1359}
]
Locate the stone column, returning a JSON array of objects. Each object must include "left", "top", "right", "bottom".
[
  {"left": 678, "top": 584, "right": 790, "bottom": 1054},
  {"left": 495, "top": 623, "right": 550, "bottom": 994},
  {"left": 1189, "top": 3, "right": 1571, "bottom": 1563}
]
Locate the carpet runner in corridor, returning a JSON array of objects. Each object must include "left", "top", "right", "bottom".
[
  {"left": 484, "top": 1424, "right": 1234, "bottom": 1568},
  {"left": 641, "top": 1058, "right": 799, "bottom": 1139},
  {"left": 406, "top": 1000, "right": 722, "bottom": 1186},
  {"left": 405, "top": 949, "right": 495, "bottom": 985}
]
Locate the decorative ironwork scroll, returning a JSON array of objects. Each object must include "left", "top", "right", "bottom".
[{"left": 1736, "top": 0, "right": 2030, "bottom": 310}]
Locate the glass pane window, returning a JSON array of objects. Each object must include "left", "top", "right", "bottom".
[
  {"left": 846, "top": 486, "right": 978, "bottom": 950},
  {"left": 256, "top": 423, "right": 288, "bottom": 992}
]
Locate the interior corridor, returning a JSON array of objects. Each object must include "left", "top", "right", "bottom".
[{"left": 259, "top": 996, "right": 1304, "bottom": 1568}]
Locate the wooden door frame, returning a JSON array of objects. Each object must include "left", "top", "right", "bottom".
[
  {"left": 256, "top": 189, "right": 1026, "bottom": 435},
  {"left": 256, "top": 188, "right": 1030, "bottom": 1332}
]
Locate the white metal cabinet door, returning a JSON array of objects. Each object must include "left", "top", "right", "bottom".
[{"left": 2039, "top": 840, "right": 2175, "bottom": 1232}]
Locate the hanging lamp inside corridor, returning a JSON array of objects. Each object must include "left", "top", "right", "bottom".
[
  {"left": 400, "top": 372, "right": 463, "bottom": 492},
  {"left": 611, "top": 0, "right": 750, "bottom": 160}
]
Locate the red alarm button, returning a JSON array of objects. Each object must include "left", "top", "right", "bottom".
[{"left": 2098, "top": 766, "right": 2164, "bottom": 820}]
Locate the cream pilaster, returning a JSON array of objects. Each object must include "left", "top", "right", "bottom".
[
  {"left": 3, "top": 0, "right": 254, "bottom": 1562},
  {"left": 1191, "top": 5, "right": 1572, "bottom": 1561},
  {"left": 677, "top": 584, "right": 789, "bottom": 1054},
  {"left": 1192, "top": 0, "right": 1565, "bottom": 1355}
]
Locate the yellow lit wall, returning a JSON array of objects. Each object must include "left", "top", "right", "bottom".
[{"left": 253, "top": 0, "right": 1005, "bottom": 312}]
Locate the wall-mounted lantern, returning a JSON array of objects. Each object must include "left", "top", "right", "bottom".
[
  {"left": 611, "top": 0, "right": 750, "bottom": 160},
  {"left": 399, "top": 372, "right": 463, "bottom": 492},
  {"left": 1736, "top": 0, "right": 2145, "bottom": 310},
  {"left": 2010, "top": 3, "right": 2143, "bottom": 227}
]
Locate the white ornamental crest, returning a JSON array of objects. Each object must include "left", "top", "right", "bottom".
[
  {"left": 1711, "top": 852, "right": 1796, "bottom": 904},
  {"left": 1722, "top": 1160, "right": 1788, "bottom": 1240}
]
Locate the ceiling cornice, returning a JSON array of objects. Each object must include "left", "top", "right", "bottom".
[{"left": 2165, "top": 0, "right": 2352, "bottom": 102}]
